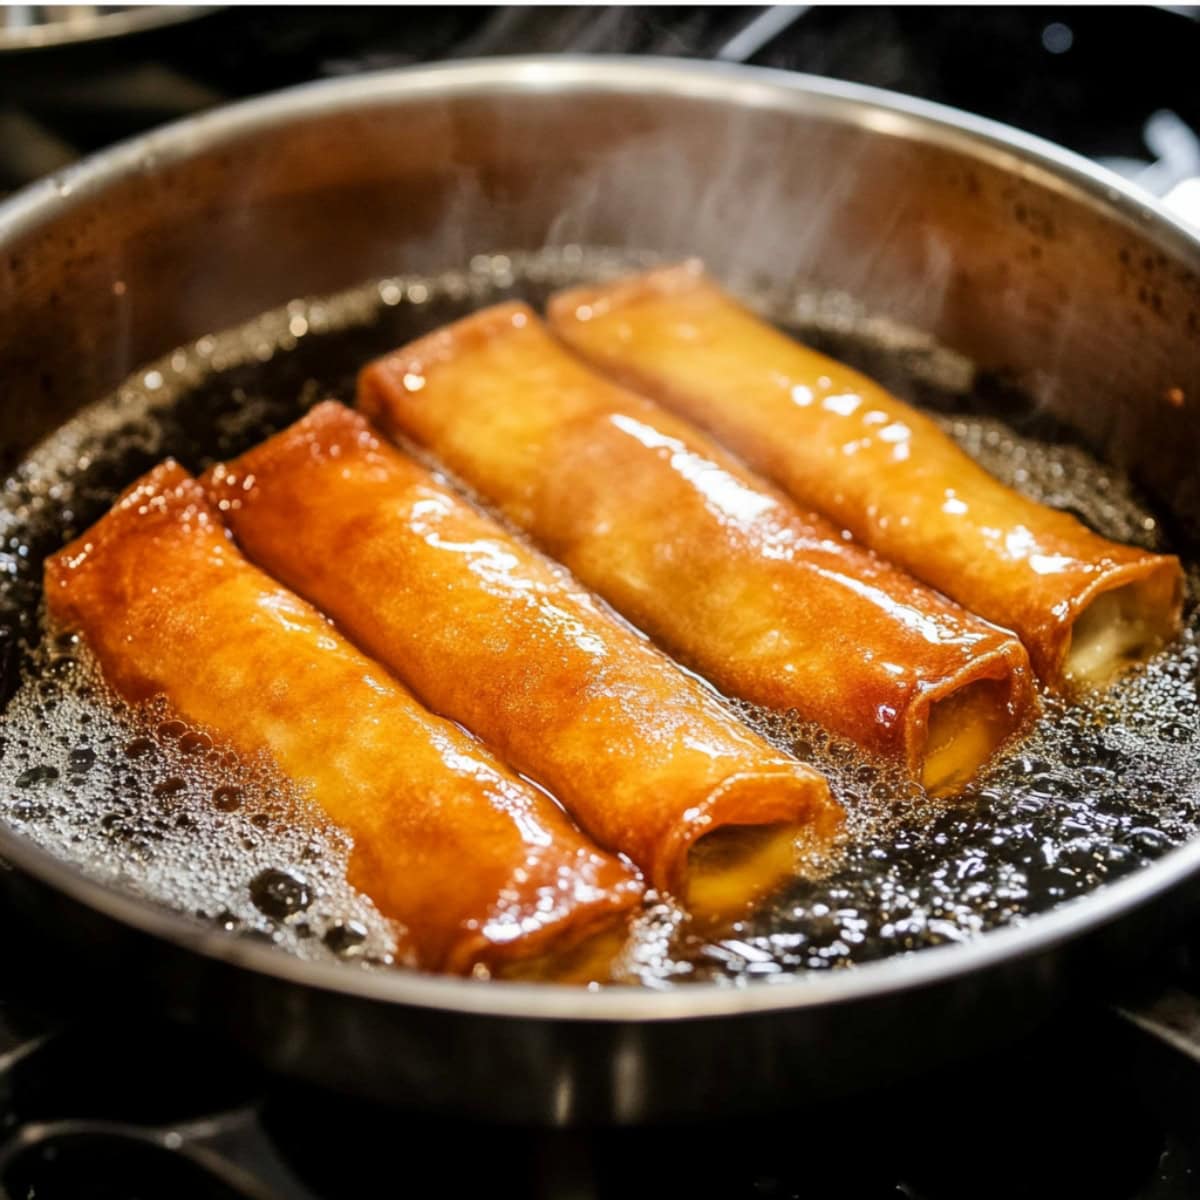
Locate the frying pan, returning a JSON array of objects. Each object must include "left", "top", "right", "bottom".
[
  {"left": 1, "top": 58, "right": 1200, "bottom": 1125},
  {"left": 0, "top": 5, "right": 213, "bottom": 53}
]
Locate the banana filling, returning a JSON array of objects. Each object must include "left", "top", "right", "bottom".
[
  {"left": 1065, "top": 584, "right": 1166, "bottom": 689},
  {"left": 922, "top": 678, "right": 1015, "bottom": 797},
  {"left": 684, "top": 822, "right": 802, "bottom": 922}
]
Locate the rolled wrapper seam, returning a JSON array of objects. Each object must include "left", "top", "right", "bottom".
[
  {"left": 547, "top": 263, "right": 1184, "bottom": 690},
  {"left": 203, "top": 403, "right": 841, "bottom": 914},
  {"left": 44, "top": 461, "right": 644, "bottom": 975},
  {"left": 359, "top": 304, "right": 1036, "bottom": 794}
]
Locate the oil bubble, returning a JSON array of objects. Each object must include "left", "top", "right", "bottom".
[{"left": 250, "top": 868, "right": 313, "bottom": 920}]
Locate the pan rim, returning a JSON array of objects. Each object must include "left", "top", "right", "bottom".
[
  {"left": 0, "top": 5, "right": 216, "bottom": 54},
  {"left": 1, "top": 55, "right": 1198, "bottom": 1023},
  {"left": 2, "top": 56, "right": 1198, "bottom": 266}
]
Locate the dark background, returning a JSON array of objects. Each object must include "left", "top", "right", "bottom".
[
  {"left": 3, "top": 7, "right": 1200, "bottom": 1198},
  {"left": 2, "top": 6, "right": 1199, "bottom": 195}
]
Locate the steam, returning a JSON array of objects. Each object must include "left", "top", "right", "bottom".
[{"left": 533, "top": 96, "right": 959, "bottom": 338}]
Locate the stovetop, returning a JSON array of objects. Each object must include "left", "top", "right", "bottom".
[
  {"left": 4, "top": 6, "right": 1200, "bottom": 1198},
  {"left": 1, "top": 6, "right": 1199, "bottom": 195},
  {"left": 3, "top": 978, "right": 1200, "bottom": 1200}
]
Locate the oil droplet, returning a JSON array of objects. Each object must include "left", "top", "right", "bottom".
[
  {"left": 69, "top": 747, "right": 96, "bottom": 774},
  {"left": 179, "top": 731, "right": 212, "bottom": 756},
  {"left": 250, "top": 868, "right": 313, "bottom": 919},
  {"left": 212, "top": 784, "right": 243, "bottom": 812},
  {"left": 324, "top": 920, "right": 368, "bottom": 955},
  {"left": 16, "top": 765, "right": 59, "bottom": 788}
]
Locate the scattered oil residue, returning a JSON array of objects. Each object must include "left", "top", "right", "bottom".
[
  {"left": 0, "top": 635, "right": 397, "bottom": 963},
  {"left": 0, "top": 245, "right": 1196, "bottom": 986}
]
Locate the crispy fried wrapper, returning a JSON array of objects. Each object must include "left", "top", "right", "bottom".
[
  {"left": 204, "top": 405, "right": 841, "bottom": 920},
  {"left": 359, "top": 303, "right": 1036, "bottom": 796},
  {"left": 548, "top": 263, "right": 1183, "bottom": 690},
  {"left": 44, "top": 462, "right": 643, "bottom": 977}
]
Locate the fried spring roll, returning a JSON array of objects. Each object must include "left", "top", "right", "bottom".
[
  {"left": 203, "top": 403, "right": 840, "bottom": 920},
  {"left": 358, "top": 304, "right": 1036, "bottom": 796},
  {"left": 548, "top": 264, "right": 1184, "bottom": 690},
  {"left": 44, "top": 462, "right": 643, "bottom": 976}
]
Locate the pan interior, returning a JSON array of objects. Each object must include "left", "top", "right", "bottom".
[{"left": 0, "top": 246, "right": 1197, "bottom": 986}]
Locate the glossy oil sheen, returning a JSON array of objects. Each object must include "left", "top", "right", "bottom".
[
  {"left": 358, "top": 301, "right": 1035, "bottom": 781},
  {"left": 39, "top": 463, "right": 642, "bottom": 974},
  {"left": 0, "top": 247, "right": 1196, "bottom": 985},
  {"left": 548, "top": 266, "right": 1184, "bottom": 688},
  {"left": 202, "top": 401, "right": 834, "bottom": 905}
]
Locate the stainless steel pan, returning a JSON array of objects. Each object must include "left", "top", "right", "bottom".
[{"left": 2, "top": 58, "right": 1200, "bottom": 1124}]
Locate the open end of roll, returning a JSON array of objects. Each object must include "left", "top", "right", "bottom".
[
  {"left": 683, "top": 822, "right": 801, "bottom": 923},
  {"left": 921, "top": 678, "right": 1016, "bottom": 797},
  {"left": 1064, "top": 581, "right": 1174, "bottom": 689}
]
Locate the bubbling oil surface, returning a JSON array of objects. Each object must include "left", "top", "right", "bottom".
[
  {"left": 0, "top": 641, "right": 397, "bottom": 964},
  {"left": 0, "top": 246, "right": 1196, "bottom": 985}
]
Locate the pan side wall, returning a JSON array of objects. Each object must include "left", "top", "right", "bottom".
[
  {"left": 1, "top": 70, "right": 1198, "bottom": 521},
  {"left": 2, "top": 854, "right": 1194, "bottom": 1123}
]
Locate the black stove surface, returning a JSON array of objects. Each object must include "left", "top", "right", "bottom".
[
  {"left": 3, "top": 980, "right": 1200, "bottom": 1200},
  {"left": 4, "top": 6, "right": 1200, "bottom": 1198},
  {"left": 1, "top": 6, "right": 1199, "bottom": 193}
]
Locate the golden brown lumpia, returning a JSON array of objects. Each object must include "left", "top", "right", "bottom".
[
  {"left": 548, "top": 263, "right": 1184, "bottom": 690},
  {"left": 203, "top": 403, "right": 840, "bottom": 919},
  {"left": 358, "top": 304, "right": 1036, "bottom": 796},
  {"left": 44, "top": 462, "right": 643, "bottom": 975}
]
